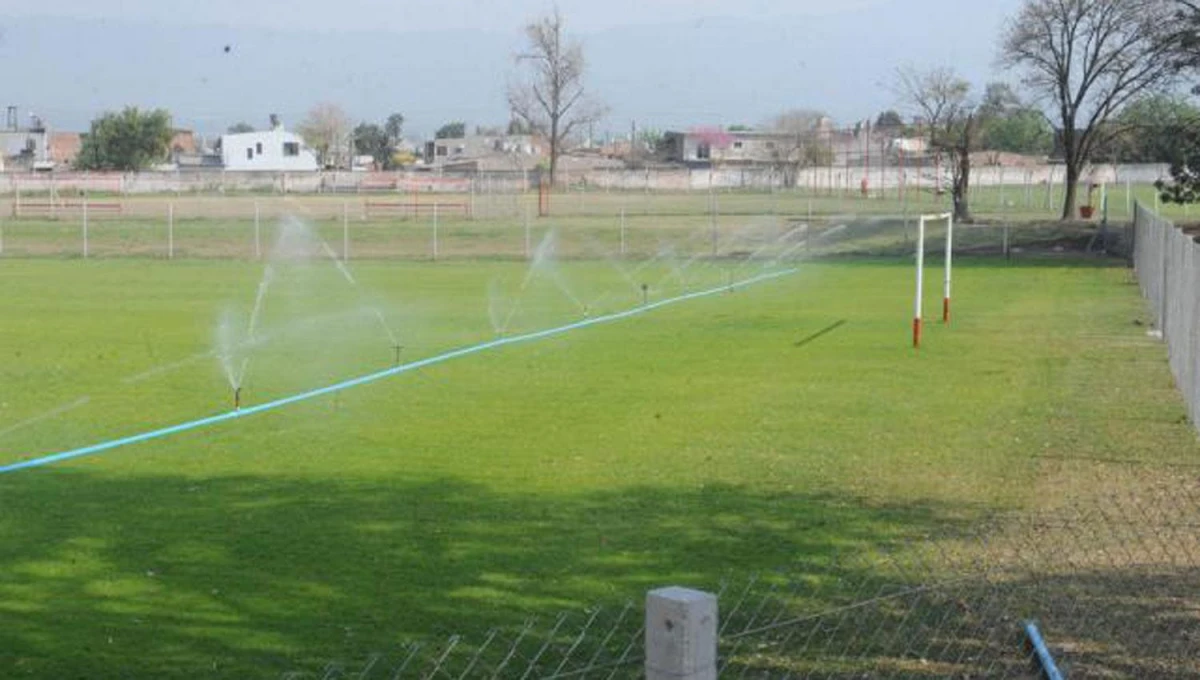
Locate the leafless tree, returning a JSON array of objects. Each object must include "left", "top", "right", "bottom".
[
  {"left": 508, "top": 7, "right": 606, "bottom": 187},
  {"left": 298, "top": 102, "right": 351, "bottom": 169},
  {"left": 896, "top": 66, "right": 980, "bottom": 222},
  {"left": 1000, "top": 0, "right": 1178, "bottom": 219},
  {"left": 763, "top": 109, "right": 832, "bottom": 187}
]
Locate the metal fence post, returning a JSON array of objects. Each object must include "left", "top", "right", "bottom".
[
  {"left": 82, "top": 195, "right": 88, "bottom": 258},
  {"left": 620, "top": 207, "right": 627, "bottom": 258},
  {"left": 645, "top": 587, "right": 717, "bottom": 680},
  {"left": 524, "top": 206, "right": 531, "bottom": 260},
  {"left": 342, "top": 200, "right": 350, "bottom": 261},
  {"left": 1161, "top": 218, "right": 1171, "bottom": 334},
  {"left": 254, "top": 200, "right": 261, "bottom": 260}
]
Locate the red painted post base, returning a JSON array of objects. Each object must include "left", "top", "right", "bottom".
[
  {"left": 943, "top": 297, "right": 950, "bottom": 324},
  {"left": 913, "top": 317, "right": 922, "bottom": 349}
]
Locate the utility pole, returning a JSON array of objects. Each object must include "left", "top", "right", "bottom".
[{"left": 630, "top": 120, "right": 638, "bottom": 166}]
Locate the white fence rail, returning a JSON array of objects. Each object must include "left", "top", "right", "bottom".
[{"left": 0, "top": 163, "right": 1175, "bottom": 196}]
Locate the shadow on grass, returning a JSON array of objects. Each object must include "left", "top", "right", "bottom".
[
  {"left": 720, "top": 566, "right": 1200, "bottom": 679},
  {"left": 0, "top": 470, "right": 969, "bottom": 679}
]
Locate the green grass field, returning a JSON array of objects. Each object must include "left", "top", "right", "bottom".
[{"left": 0, "top": 236, "right": 1195, "bottom": 676}]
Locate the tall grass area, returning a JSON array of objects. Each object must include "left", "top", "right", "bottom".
[{"left": 0, "top": 256, "right": 1194, "bottom": 678}]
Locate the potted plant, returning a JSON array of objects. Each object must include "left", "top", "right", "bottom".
[{"left": 1080, "top": 181, "right": 1098, "bottom": 219}]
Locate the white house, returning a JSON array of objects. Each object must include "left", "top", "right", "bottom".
[{"left": 220, "top": 126, "right": 318, "bottom": 171}]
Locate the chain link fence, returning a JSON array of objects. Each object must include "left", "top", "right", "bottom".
[
  {"left": 0, "top": 191, "right": 1126, "bottom": 262},
  {"left": 284, "top": 460, "right": 1200, "bottom": 679},
  {"left": 1134, "top": 202, "right": 1200, "bottom": 431}
]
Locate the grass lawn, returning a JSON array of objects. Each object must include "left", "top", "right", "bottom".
[{"left": 0, "top": 249, "right": 1194, "bottom": 677}]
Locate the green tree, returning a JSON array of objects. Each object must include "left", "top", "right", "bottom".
[
  {"left": 874, "top": 110, "right": 905, "bottom": 131},
  {"left": 977, "top": 82, "right": 1021, "bottom": 120},
  {"left": 980, "top": 108, "right": 1053, "bottom": 155},
  {"left": 637, "top": 128, "right": 664, "bottom": 148},
  {"left": 353, "top": 122, "right": 393, "bottom": 169},
  {"left": 435, "top": 122, "right": 466, "bottom": 139},
  {"left": 76, "top": 107, "right": 174, "bottom": 171},
  {"left": 1106, "top": 94, "right": 1200, "bottom": 163},
  {"left": 974, "top": 81, "right": 1052, "bottom": 155},
  {"left": 1001, "top": 0, "right": 1178, "bottom": 219},
  {"left": 227, "top": 122, "right": 255, "bottom": 134},
  {"left": 1150, "top": 3, "right": 1200, "bottom": 203},
  {"left": 384, "top": 113, "right": 405, "bottom": 145}
]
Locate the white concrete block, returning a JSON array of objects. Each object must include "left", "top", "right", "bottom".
[{"left": 645, "top": 586, "right": 718, "bottom": 680}]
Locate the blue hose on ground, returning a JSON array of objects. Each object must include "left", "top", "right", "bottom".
[{"left": 0, "top": 268, "right": 797, "bottom": 475}]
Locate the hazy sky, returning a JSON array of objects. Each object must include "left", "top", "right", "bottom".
[
  {"left": 6, "top": 0, "right": 903, "bottom": 32},
  {"left": 0, "top": 1, "right": 1029, "bottom": 139}
]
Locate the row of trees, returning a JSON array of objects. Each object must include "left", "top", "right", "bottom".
[
  {"left": 75, "top": 108, "right": 174, "bottom": 172},
  {"left": 69, "top": 6, "right": 598, "bottom": 178},
  {"left": 890, "top": 0, "right": 1200, "bottom": 220},
  {"left": 503, "top": 0, "right": 1200, "bottom": 220},
  {"left": 59, "top": 0, "right": 1200, "bottom": 223},
  {"left": 874, "top": 85, "right": 1055, "bottom": 158},
  {"left": 713, "top": 0, "right": 1199, "bottom": 222}
]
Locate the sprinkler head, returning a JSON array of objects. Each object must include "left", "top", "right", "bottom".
[{"left": 234, "top": 387, "right": 242, "bottom": 410}]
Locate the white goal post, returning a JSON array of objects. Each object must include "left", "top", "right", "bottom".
[{"left": 913, "top": 212, "right": 954, "bottom": 349}]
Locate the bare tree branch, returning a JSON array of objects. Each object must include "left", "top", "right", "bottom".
[
  {"left": 895, "top": 65, "right": 981, "bottom": 221},
  {"left": 297, "top": 102, "right": 351, "bottom": 170},
  {"left": 507, "top": 7, "right": 607, "bottom": 187},
  {"left": 761, "top": 110, "right": 832, "bottom": 187},
  {"left": 1000, "top": 0, "right": 1178, "bottom": 219}
]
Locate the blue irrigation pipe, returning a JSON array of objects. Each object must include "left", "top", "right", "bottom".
[
  {"left": 1024, "top": 621, "right": 1065, "bottom": 680},
  {"left": 0, "top": 268, "right": 798, "bottom": 475}
]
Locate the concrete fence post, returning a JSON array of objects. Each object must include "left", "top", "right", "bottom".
[{"left": 645, "top": 587, "right": 717, "bottom": 680}]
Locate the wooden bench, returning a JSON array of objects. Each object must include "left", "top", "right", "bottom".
[{"left": 359, "top": 178, "right": 399, "bottom": 192}]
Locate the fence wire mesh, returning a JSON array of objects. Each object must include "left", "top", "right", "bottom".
[
  {"left": 280, "top": 603, "right": 646, "bottom": 680},
  {"left": 285, "top": 462, "right": 1200, "bottom": 679},
  {"left": 0, "top": 191, "right": 1126, "bottom": 262},
  {"left": 1134, "top": 202, "right": 1200, "bottom": 431}
]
